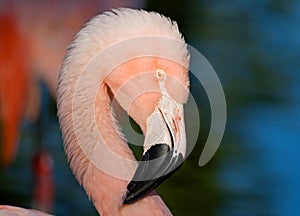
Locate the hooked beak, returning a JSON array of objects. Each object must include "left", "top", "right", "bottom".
[{"left": 123, "top": 92, "right": 187, "bottom": 204}]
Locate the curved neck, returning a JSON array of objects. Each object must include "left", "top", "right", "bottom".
[{"left": 80, "top": 83, "right": 172, "bottom": 215}]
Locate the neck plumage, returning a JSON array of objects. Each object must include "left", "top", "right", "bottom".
[{"left": 61, "top": 81, "right": 172, "bottom": 215}]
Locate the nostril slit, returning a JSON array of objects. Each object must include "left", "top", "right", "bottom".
[{"left": 173, "top": 119, "right": 178, "bottom": 133}]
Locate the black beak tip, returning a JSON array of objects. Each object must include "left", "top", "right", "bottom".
[
  {"left": 123, "top": 143, "right": 184, "bottom": 205},
  {"left": 123, "top": 190, "right": 133, "bottom": 204}
]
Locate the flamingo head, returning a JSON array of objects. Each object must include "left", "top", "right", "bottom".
[{"left": 105, "top": 54, "right": 189, "bottom": 203}]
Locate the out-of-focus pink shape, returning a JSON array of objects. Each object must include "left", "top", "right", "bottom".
[
  {"left": 0, "top": 205, "right": 52, "bottom": 216},
  {"left": 0, "top": 12, "right": 30, "bottom": 167}
]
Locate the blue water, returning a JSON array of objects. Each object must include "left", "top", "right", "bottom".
[
  {"left": 245, "top": 2, "right": 300, "bottom": 215},
  {"left": 192, "top": 1, "right": 300, "bottom": 215},
  {"left": 248, "top": 103, "right": 300, "bottom": 215}
]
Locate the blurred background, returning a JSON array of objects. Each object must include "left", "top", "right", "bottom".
[{"left": 0, "top": 0, "right": 299, "bottom": 215}]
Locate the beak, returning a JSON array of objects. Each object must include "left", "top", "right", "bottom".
[{"left": 123, "top": 92, "right": 186, "bottom": 204}]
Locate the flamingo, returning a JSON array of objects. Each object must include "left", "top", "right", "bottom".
[{"left": 0, "top": 8, "right": 190, "bottom": 215}]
